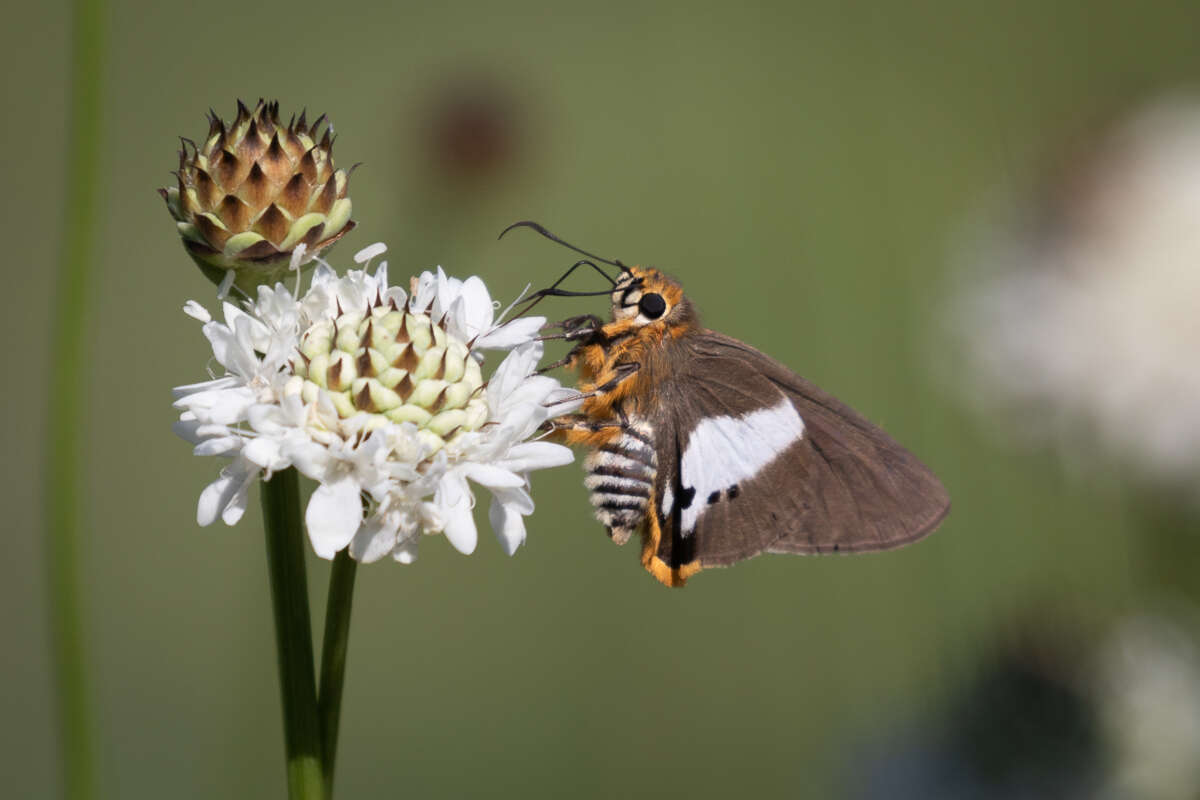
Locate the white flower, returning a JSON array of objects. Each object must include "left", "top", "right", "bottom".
[
  {"left": 174, "top": 243, "right": 581, "bottom": 563},
  {"left": 947, "top": 96, "right": 1200, "bottom": 488},
  {"left": 1098, "top": 614, "right": 1200, "bottom": 800}
]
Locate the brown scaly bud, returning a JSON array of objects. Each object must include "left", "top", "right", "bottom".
[{"left": 159, "top": 99, "right": 356, "bottom": 292}]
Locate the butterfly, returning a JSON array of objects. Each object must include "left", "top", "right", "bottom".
[{"left": 501, "top": 222, "right": 950, "bottom": 587}]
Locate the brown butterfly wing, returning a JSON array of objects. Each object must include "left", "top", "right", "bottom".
[{"left": 646, "top": 331, "right": 949, "bottom": 575}]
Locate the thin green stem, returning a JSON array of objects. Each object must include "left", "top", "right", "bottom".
[
  {"left": 318, "top": 549, "right": 358, "bottom": 797},
  {"left": 261, "top": 468, "right": 326, "bottom": 800},
  {"left": 45, "top": 0, "right": 104, "bottom": 797}
]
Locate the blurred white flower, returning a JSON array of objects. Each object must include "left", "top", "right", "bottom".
[
  {"left": 173, "top": 243, "right": 580, "bottom": 563},
  {"left": 1097, "top": 614, "right": 1200, "bottom": 800},
  {"left": 948, "top": 97, "right": 1200, "bottom": 486}
]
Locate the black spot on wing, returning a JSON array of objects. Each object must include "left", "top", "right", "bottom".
[
  {"left": 678, "top": 486, "right": 695, "bottom": 510},
  {"left": 707, "top": 491, "right": 720, "bottom": 505},
  {"left": 727, "top": 484, "right": 740, "bottom": 499}
]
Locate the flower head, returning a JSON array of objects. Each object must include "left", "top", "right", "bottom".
[
  {"left": 174, "top": 244, "right": 578, "bottom": 563},
  {"left": 1098, "top": 614, "right": 1200, "bottom": 800},
  {"left": 947, "top": 96, "right": 1200, "bottom": 489},
  {"left": 160, "top": 99, "right": 355, "bottom": 293}
]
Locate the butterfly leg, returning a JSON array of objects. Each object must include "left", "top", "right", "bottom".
[{"left": 539, "top": 314, "right": 604, "bottom": 341}]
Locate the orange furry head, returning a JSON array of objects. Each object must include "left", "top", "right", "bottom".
[{"left": 605, "top": 266, "right": 695, "bottom": 335}]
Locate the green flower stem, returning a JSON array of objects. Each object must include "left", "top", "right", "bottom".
[
  {"left": 318, "top": 549, "right": 358, "bottom": 796},
  {"left": 45, "top": 0, "right": 104, "bottom": 796},
  {"left": 261, "top": 468, "right": 326, "bottom": 800}
]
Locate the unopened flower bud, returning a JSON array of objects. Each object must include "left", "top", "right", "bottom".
[{"left": 160, "top": 99, "right": 355, "bottom": 293}]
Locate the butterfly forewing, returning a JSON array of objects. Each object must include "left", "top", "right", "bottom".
[{"left": 647, "top": 332, "right": 949, "bottom": 573}]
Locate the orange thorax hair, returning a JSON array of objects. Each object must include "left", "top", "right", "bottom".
[{"left": 569, "top": 266, "right": 695, "bottom": 424}]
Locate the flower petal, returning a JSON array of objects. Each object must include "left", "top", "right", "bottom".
[
  {"left": 487, "top": 342, "right": 544, "bottom": 416},
  {"left": 305, "top": 477, "right": 363, "bottom": 559},
  {"left": 475, "top": 316, "right": 545, "bottom": 350},
  {"left": 436, "top": 472, "right": 477, "bottom": 554},
  {"left": 495, "top": 441, "right": 575, "bottom": 473},
  {"left": 243, "top": 435, "right": 287, "bottom": 470},
  {"left": 460, "top": 462, "right": 526, "bottom": 489},
  {"left": 488, "top": 493, "right": 527, "bottom": 556},
  {"left": 457, "top": 276, "right": 495, "bottom": 338},
  {"left": 220, "top": 469, "right": 257, "bottom": 525},
  {"left": 392, "top": 537, "right": 419, "bottom": 564},
  {"left": 197, "top": 473, "right": 234, "bottom": 526},
  {"left": 197, "top": 463, "right": 255, "bottom": 526},
  {"left": 183, "top": 300, "right": 212, "bottom": 323},
  {"left": 349, "top": 512, "right": 398, "bottom": 563}
]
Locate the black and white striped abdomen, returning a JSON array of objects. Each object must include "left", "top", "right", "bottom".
[{"left": 583, "top": 420, "right": 657, "bottom": 543}]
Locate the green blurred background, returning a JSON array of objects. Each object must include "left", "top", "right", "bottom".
[{"left": 6, "top": 1, "right": 1200, "bottom": 797}]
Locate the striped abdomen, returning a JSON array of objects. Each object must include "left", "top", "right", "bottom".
[{"left": 583, "top": 420, "right": 657, "bottom": 545}]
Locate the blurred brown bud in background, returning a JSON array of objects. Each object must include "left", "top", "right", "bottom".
[{"left": 422, "top": 75, "right": 522, "bottom": 184}]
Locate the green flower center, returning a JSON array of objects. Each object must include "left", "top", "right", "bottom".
[{"left": 289, "top": 300, "right": 488, "bottom": 454}]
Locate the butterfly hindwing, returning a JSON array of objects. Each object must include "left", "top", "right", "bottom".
[{"left": 643, "top": 332, "right": 949, "bottom": 583}]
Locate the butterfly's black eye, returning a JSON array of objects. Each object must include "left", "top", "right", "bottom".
[{"left": 639, "top": 293, "right": 667, "bottom": 319}]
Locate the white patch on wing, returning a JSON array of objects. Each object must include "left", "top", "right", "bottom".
[
  {"left": 679, "top": 397, "right": 805, "bottom": 534},
  {"left": 661, "top": 484, "right": 674, "bottom": 516}
]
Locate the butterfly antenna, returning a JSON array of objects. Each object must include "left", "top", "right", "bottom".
[
  {"left": 506, "top": 258, "right": 621, "bottom": 319},
  {"left": 499, "top": 220, "right": 630, "bottom": 272}
]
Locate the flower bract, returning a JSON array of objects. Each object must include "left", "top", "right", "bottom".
[{"left": 160, "top": 99, "right": 355, "bottom": 293}]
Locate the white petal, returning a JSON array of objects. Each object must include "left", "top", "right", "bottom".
[
  {"left": 349, "top": 512, "right": 398, "bottom": 563},
  {"left": 500, "top": 375, "right": 561, "bottom": 411},
  {"left": 460, "top": 462, "right": 526, "bottom": 489},
  {"left": 305, "top": 478, "right": 364, "bottom": 559},
  {"left": 495, "top": 441, "right": 575, "bottom": 473},
  {"left": 197, "top": 474, "right": 234, "bottom": 526},
  {"left": 372, "top": 261, "right": 389, "bottom": 291},
  {"left": 383, "top": 286, "right": 408, "bottom": 309},
  {"left": 487, "top": 342, "right": 543, "bottom": 415},
  {"left": 410, "top": 271, "right": 437, "bottom": 311},
  {"left": 392, "top": 537, "right": 419, "bottom": 564},
  {"left": 243, "top": 436, "right": 287, "bottom": 470},
  {"left": 285, "top": 439, "right": 334, "bottom": 483},
  {"left": 203, "top": 321, "right": 259, "bottom": 378},
  {"left": 174, "top": 386, "right": 257, "bottom": 426},
  {"left": 193, "top": 435, "right": 244, "bottom": 457},
  {"left": 172, "top": 418, "right": 205, "bottom": 444},
  {"left": 436, "top": 472, "right": 477, "bottom": 554},
  {"left": 172, "top": 375, "right": 240, "bottom": 400},
  {"left": 458, "top": 276, "right": 495, "bottom": 338},
  {"left": 491, "top": 484, "right": 535, "bottom": 516},
  {"left": 197, "top": 464, "right": 256, "bottom": 526},
  {"left": 311, "top": 263, "right": 337, "bottom": 287},
  {"left": 475, "top": 316, "right": 545, "bottom": 350},
  {"left": 183, "top": 300, "right": 212, "bottom": 323},
  {"left": 542, "top": 388, "right": 586, "bottom": 417},
  {"left": 488, "top": 493, "right": 527, "bottom": 556},
  {"left": 442, "top": 295, "right": 470, "bottom": 344},
  {"left": 220, "top": 469, "right": 257, "bottom": 525}
]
